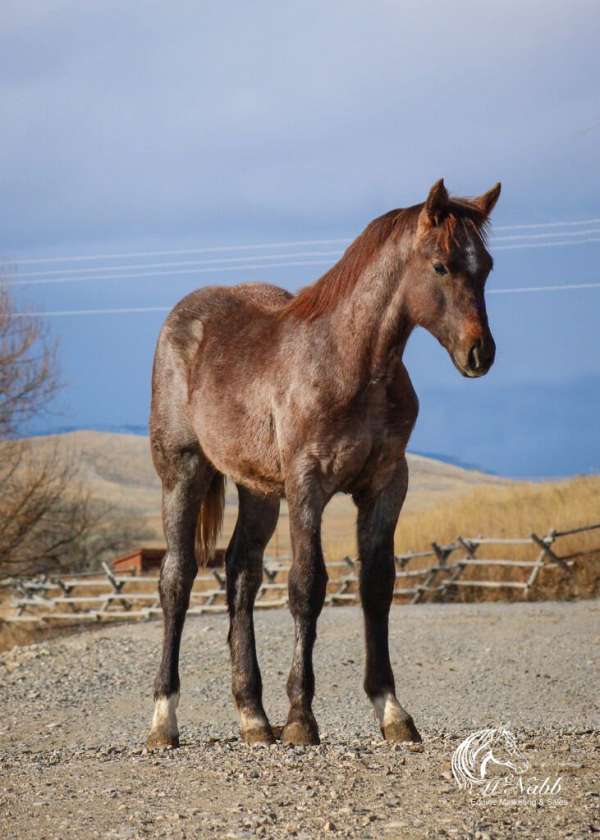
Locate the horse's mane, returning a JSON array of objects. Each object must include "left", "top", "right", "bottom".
[{"left": 281, "top": 199, "right": 489, "bottom": 321}]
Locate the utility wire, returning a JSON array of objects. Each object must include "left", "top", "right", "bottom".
[
  {"left": 12, "top": 250, "right": 343, "bottom": 279},
  {"left": 13, "top": 281, "right": 600, "bottom": 317},
  {"left": 494, "top": 237, "right": 600, "bottom": 251},
  {"left": 4, "top": 231, "right": 600, "bottom": 286},
  {"left": 492, "top": 228, "right": 600, "bottom": 242},
  {"left": 4, "top": 258, "right": 337, "bottom": 288},
  {"left": 5, "top": 216, "right": 600, "bottom": 266},
  {"left": 7, "top": 239, "right": 351, "bottom": 266},
  {"left": 10, "top": 227, "right": 600, "bottom": 281}
]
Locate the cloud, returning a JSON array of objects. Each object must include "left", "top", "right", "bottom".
[{"left": 0, "top": 0, "right": 598, "bottom": 248}]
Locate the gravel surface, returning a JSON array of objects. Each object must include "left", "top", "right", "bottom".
[{"left": 1, "top": 601, "right": 599, "bottom": 839}]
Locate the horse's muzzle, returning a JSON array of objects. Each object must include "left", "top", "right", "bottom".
[{"left": 455, "top": 336, "right": 496, "bottom": 378}]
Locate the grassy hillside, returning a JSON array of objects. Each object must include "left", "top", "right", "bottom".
[{"left": 26, "top": 431, "right": 509, "bottom": 557}]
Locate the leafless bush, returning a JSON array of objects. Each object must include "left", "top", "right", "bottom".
[{"left": 0, "top": 286, "right": 151, "bottom": 579}]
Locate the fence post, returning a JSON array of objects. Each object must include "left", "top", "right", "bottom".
[
  {"left": 438, "top": 536, "right": 474, "bottom": 598},
  {"left": 530, "top": 530, "right": 571, "bottom": 573},
  {"left": 101, "top": 561, "right": 126, "bottom": 593},
  {"left": 412, "top": 542, "right": 454, "bottom": 605}
]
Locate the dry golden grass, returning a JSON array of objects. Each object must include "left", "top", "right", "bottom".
[
  {"left": 395, "top": 474, "right": 600, "bottom": 554},
  {"left": 324, "top": 475, "right": 600, "bottom": 603},
  {"left": 324, "top": 475, "right": 600, "bottom": 556}
]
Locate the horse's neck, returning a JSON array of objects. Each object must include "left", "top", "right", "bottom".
[{"left": 327, "top": 253, "right": 413, "bottom": 384}]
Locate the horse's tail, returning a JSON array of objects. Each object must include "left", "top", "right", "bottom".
[{"left": 196, "top": 472, "right": 226, "bottom": 565}]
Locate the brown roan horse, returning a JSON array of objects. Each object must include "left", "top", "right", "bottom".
[{"left": 147, "top": 178, "right": 501, "bottom": 749}]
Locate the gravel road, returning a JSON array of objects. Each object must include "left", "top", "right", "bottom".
[{"left": 1, "top": 601, "right": 599, "bottom": 839}]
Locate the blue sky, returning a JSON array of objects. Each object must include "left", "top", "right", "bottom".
[{"left": 1, "top": 1, "right": 599, "bottom": 476}]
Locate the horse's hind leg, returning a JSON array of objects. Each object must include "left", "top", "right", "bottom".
[
  {"left": 147, "top": 443, "right": 214, "bottom": 750},
  {"left": 226, "top": 486, "right": 279, "bottom": 745},
  {"left": 354, "top": 459, "right": 421, "bottom": 743}
]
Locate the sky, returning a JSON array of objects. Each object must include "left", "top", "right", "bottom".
[{"left": 1, "top": 1, "right": 599, "bottom": 476}]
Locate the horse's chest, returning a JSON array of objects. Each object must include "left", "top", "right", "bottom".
[{"left": 322, "top": 396, "right": 413, "bottom": 493}]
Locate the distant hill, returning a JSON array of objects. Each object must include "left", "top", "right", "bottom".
[
  {"left": 24, "top": 431, "right": 509, "bottom": 553},
  {"left": 28, "top": 376, "right": 600, "bottom": 478}
]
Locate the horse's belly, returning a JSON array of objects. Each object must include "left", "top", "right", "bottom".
[{"left": 194, "top": 402, "right": 284, "bottom": 497}]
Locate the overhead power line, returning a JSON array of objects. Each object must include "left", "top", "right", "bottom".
[
  {"left": 494, "top": 237, "right": 600, "bottom": 251},
  {"left": 5, "top": 232, "right": 600, "bottom": 289},
  {"left": 4, "top": 216, "right": 600, "bottom": 267},
  {"left": 487, "top": 281, "right": 600, "bottom": 294},
  {"left": 10, "top": 227, "right": 600, "bottom": 281},
  {"left": 7, "top": 239, "right": 350, "bottom": 266},
  {"left": 12, "top": 250, "right": 343, "bottom": 279},
  {"left": 492, "top": 228, "right": 600, "bottom": 242},
  {"left": 5, "top": 258, "right": 337, "bottom": 288},
  {"left": 494, "top": 217, "right": 600, "bottom": 231},
  {"left": 12, "top": 281, "right": 600, "bottom": 318}
]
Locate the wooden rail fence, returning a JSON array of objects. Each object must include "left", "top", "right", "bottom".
[{"left": 2, "top": 522, "right": 598, "bottom": 626}]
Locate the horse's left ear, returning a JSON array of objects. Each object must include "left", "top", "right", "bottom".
[
  {"left": 423, "top": 178, "right": 450, "bottom": 225},
  {"left": 473, "top": 182, "right": 502, "bottom": 217}
]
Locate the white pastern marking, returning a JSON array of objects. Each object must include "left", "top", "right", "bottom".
[
  {"left": 373, "top": 692, "right": 404, "bottom": 727},
  {"left": 151, "top": 693, "right": 179, "bottom": 736},
  {"left": 239, "top": 710, "right": 267, "bottom": 732}
]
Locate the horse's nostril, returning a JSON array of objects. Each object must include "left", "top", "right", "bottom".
[{"left": 468, "top": 343, "right": 482, "bottom": 371}]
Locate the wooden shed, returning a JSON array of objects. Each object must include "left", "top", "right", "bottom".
[
  {"left": 112, "top": 548, "right": 165, "bottom": 575},
  {"left": 111, "top": 546, "right": 226, "bottom": 575}
]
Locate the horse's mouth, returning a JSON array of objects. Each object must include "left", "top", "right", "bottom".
[{"left": 450, "top": 353, "right": 491, "bottom": 379}]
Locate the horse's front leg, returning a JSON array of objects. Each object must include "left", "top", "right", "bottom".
[
  {"left": 282, "top": 474, "right": 327, "bottom": 746},
  {"left": 355, "top": 459, "right": 421, "bottom": 743}
]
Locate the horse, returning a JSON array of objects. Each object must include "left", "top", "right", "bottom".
[
  {"left": 451, "top": 727, "right": 530, "bottom": 790},
  {"left": 146, "top": 178, "right": 501, "bottom": 750}
]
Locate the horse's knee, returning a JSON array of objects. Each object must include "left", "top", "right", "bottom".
[
  {"left": 288, "top": 562, "right": 327, "bottom": 619},
  {"left": 159, "top": 552, "right": 196, "bottom": 610}
]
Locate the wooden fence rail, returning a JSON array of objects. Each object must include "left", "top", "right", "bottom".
[{"left": 2, "top": 521, "right": 598, "bottom": 626}]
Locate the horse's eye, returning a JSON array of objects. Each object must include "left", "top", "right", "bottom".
[{"left": 433, "top": 261, "right": 448, "bottom": 276}]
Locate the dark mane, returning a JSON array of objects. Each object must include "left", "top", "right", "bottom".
[{"left": 282, "top": 199, "right": 489, "bottom": 321}]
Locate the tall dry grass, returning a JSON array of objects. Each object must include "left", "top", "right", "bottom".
[
  {"left": 324, "top": 475, "right": 600, "bottom": 601},
  {"left": 394, "top": 475, "right": 600, "bottom": 555},
  {"left": 325, "top": 475, "right": 600, "bottom": 556}
]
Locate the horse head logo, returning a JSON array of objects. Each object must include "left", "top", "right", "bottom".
[{"left": 451, "top": 727, "right": 529, "bottom": 790}]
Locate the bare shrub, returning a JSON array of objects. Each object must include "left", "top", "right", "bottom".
[{"left": 0, "top": 286, "right": 151, "bottom": 579}]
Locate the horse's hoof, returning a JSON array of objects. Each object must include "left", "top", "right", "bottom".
[
  {"left": 282, "top": 720, "right": 320, "bottom": 746},
  {"left": 381, "top": 716, "right": 422, "bottom": 743},
  {"left": 241, "top": 725, "right": 276, "bottom": 746},
  {"left": 146, "top": 730, "right": 179, "bottom": 750}
]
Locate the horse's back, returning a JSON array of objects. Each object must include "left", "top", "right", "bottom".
[{"left": 165, "top": 282, "right": 291, "bottom": 334}]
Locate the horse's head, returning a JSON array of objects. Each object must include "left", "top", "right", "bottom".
[
  {"left": 488, "top": 727, "right": 530, "bottom": 777},
  {"left": 404, "top": 179, "right": 501, "bottom": 378}
]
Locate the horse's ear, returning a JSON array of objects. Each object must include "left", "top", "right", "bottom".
[
  {"left": 422, "top": 178, "right": 449, "bottom": 225},
  {"left": 473, "top": 182, "right": 502, "bottom": 217}
]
